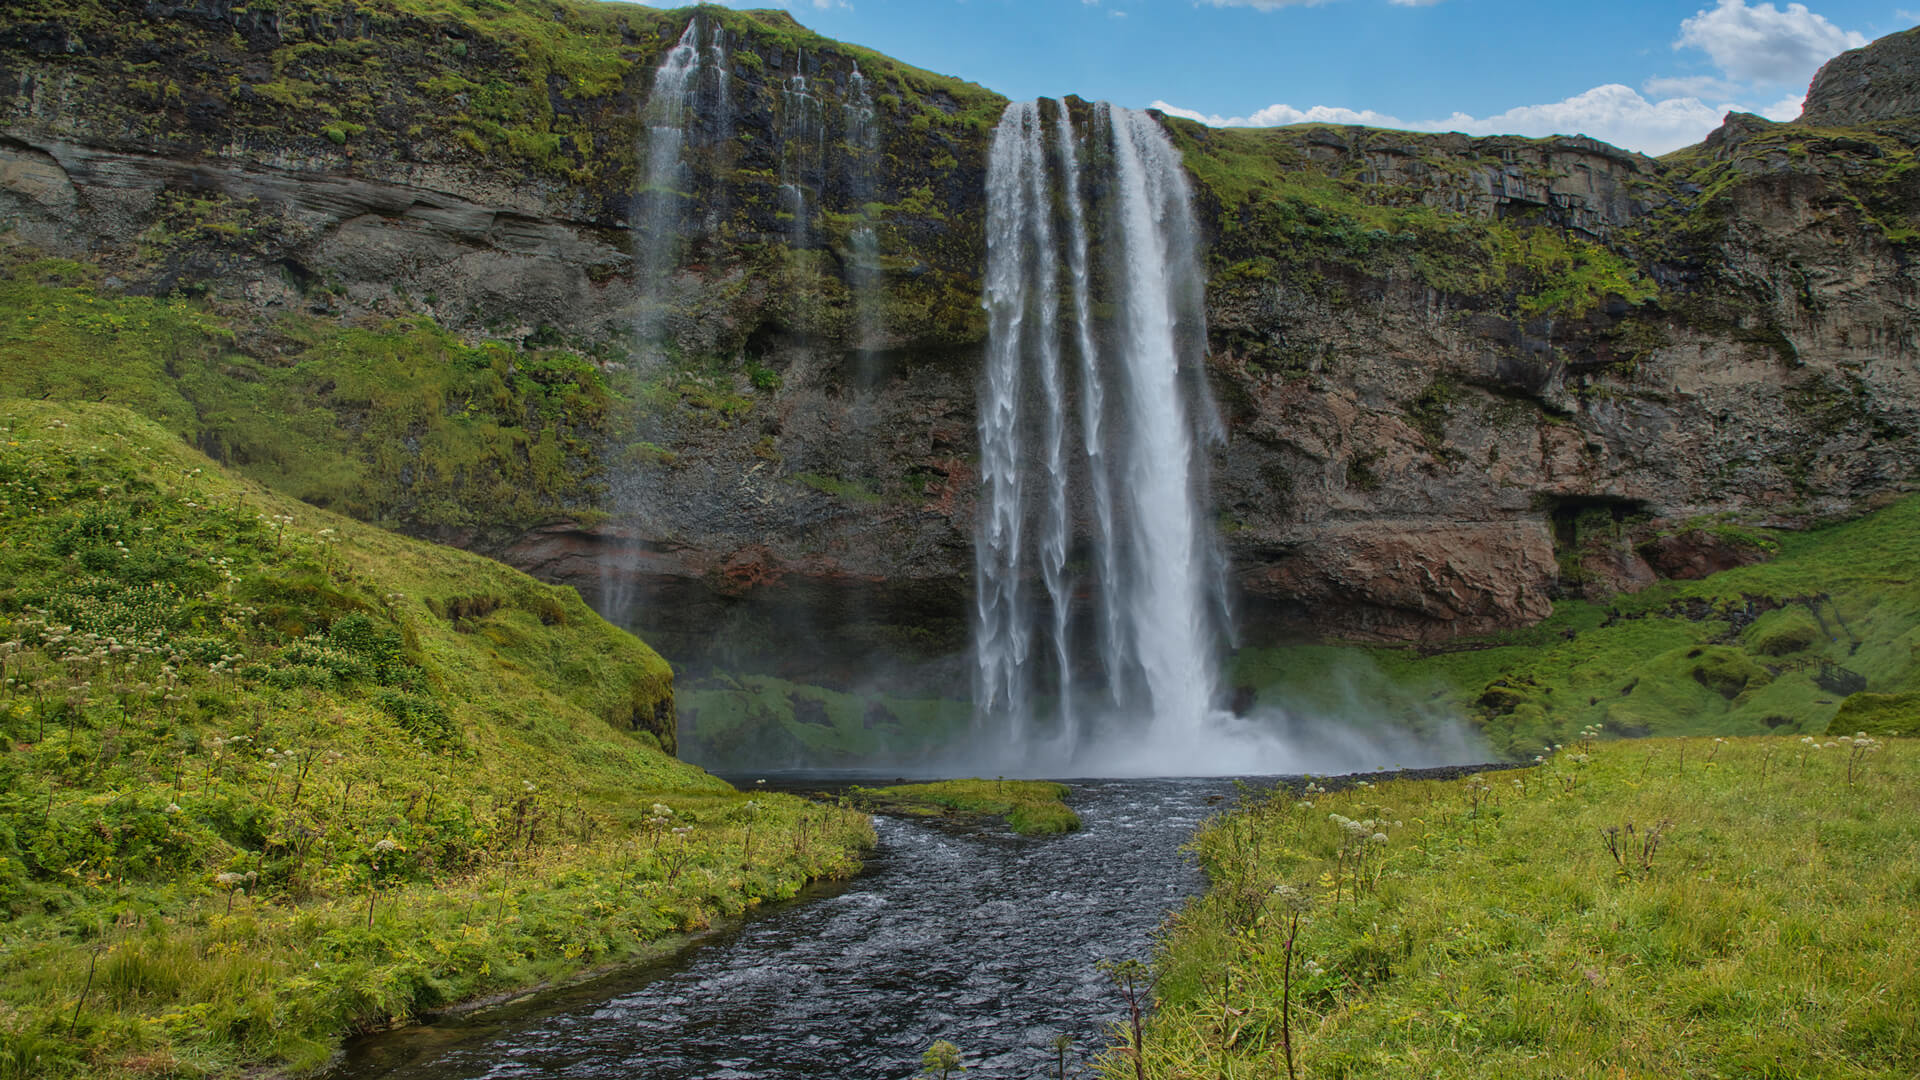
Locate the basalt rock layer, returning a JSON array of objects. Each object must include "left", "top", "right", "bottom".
[{"left": 4, "top": 1, "right": 1919, "bottom": 671}]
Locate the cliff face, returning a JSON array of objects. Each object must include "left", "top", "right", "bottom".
[{"left": 4, "top": 0, "right": 1919, "bottom": 672}]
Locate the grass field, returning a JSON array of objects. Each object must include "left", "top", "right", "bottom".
[{"left": 1116, "top": 734, "right": 1920, "bottom": 1079}]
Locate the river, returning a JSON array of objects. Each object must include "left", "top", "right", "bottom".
[{"left": 329, "top": 778, "right": 1236, "bottom": 1080}]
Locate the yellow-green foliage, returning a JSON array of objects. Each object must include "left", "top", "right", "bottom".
[
  {"left": 0, "top": 261, "right": 609, "bottom": 534},
  {"left": 1235, "top": 494, "right": 1920, "bottom": 759},
  {"left": 1127, "top": 736, "right": 1920, "bottom": 1079},
  {"left": 854, "top": 779, "right": 1080, "bottom": 836},
  {"left": 0, "top": 400, "right": 873, "bottom": 1078}
]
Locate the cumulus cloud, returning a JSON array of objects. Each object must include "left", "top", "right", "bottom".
[
  {"left": 1155, "top": 85, "right": 1734, "bottom": 155},
  {"left": 1675, "top": 0, "right": 1867, "bottom": 85},
  {"left": 1159, "top": 0, "right": 1868, "bottom": 154},
  {"left": 1152, "top": 100, "right": 1405, "bottom": 128},
  {"left": 1428, "top": 85, "right": 1733, "bottom": 153}
]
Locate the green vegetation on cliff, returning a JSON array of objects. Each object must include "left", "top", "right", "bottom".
[
  {"left": 0, "top": 400, "right": 871, "bottom": 1078},
  {"left": 0, "top": 258, "right": 612, "bottom": 539},
  {"left": 1235, "top": 493, "right": 1920, "bottom": 759},
  {"left": 1164, "top": 120, "right": 1660, "bottom": 324},
  {"left": 852, "top": 779, "right": 1079, "bottom": 836},
  {"left": 1123, "top": 736, "right": 1919, "bottom": 1078}
]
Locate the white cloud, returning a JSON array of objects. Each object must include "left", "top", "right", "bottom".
[
  {"left": 1674, "top": 0, "right": 1867, "bottom": 85},
  {"left": 1759, "top": 93, "right": 1806, "bottom": 120},
  {"left": 1430, "top": 84, "right": 1734, "bottom": 154},
  {"left": 1159, "top": 0, "right": 1873, "bottom": 154},
  {"left": 1152, "top": 100, "right": 1405, "bottom": 128},
  {"left": 1155, "top": 85, "right": 1745, "bottom": 156}
]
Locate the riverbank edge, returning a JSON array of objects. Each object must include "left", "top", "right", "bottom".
[{"left": 302, "top": 856, "right": 873, "bottom": 1080}]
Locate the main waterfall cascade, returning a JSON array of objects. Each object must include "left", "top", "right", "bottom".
[
  {"left": 975, "top": 100, "right": 1229, "bottom": 770},
  {"left": 974, "top": 101, "right": 1480, "bottom": 776}
]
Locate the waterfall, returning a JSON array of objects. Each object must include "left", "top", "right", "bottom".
[
  {"left": 779, "top": 60, "right": 825, "bottom": 251},
  {"left": 974, "top": 100, "right": 1225, "bottom": 763},
  {"left": 634, "top": 18, "right": 703, "bottom": 360},
  {"left": 634, "top": 16, "right": 732, "bottom": 361},
  {"left": 843, "top": 62, "right": 885, "bottom": 361}
]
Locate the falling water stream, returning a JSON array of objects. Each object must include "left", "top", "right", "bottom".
[
  {"left": 974, "top": 101, "right": 1237, "bottom": 772},
  {"left": 327, "top": 779, "right": 1230, "bottom": 1080}
]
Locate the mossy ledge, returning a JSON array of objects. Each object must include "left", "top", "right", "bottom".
[
  {"left": 0, "top": 399, "right": 874, "bottom": 1078},
  {"left": 851, "top": 779, "right": 1081, "bottom": 836}
]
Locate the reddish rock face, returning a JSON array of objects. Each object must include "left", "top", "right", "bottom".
[
  {"left": 1236, "top": 522, "right": 1559, "bottom": 643},
  {"left": 1639, "top": 530, "right": 1772, "bottom": 581}
]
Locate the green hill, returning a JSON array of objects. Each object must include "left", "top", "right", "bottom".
[{"left": 0, "top": 399, "right": 871, "bottom": 1078}]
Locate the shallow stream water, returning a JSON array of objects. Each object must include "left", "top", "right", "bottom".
[{"left": 331, "top": 778, "right": 1236, "bottom": 1080}]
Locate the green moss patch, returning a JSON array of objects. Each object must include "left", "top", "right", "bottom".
[
  {"left": 0, "top": 262, "right": 612, "bottom": 538},
  {"left": 852, "top": 779, "right": 1080, "bottom": 835}
]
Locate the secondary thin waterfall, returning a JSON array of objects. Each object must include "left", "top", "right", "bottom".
[
  {"left": 606, "top": 17, "right": 725, "bottom": 619},
  {"left": 974, "top": 100, "right": 1225, "bottom": 758},
  {"left": 634, "top": 16, "right": 728, "bottom": 362},
  {"left": 844, "top": 62, "right": 885, "bottom": 361},
  {"left": 634, "top": 19, "right": 702, "bottom": 359}
]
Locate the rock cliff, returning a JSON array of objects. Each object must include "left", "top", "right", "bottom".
[{"left": 4, "top": 0, "right": 1919, "bottom": 678}]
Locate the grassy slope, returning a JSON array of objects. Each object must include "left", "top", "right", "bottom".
[
  {"left": 0, "top": 400, "right": 872, "bottom": 1079},
  {"left": 1234, "top": 494, "right": 1920, "bottom": 759},
  {"left": 1126, "top": 735, "right": 1919, "bottom": 1079},
  {"left": 852, "top": 779, "right": 1080, "bottom": 836}
]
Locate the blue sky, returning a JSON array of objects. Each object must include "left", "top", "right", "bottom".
[{"left": 686, "top": 1, "right": 1918, "bottom": 153}]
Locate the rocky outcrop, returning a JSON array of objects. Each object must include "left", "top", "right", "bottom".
[
  {"left": 1802, "top": 26, "right": 1920, "bottom": 128},
  {"left": 4, "top": 2, "right": 1920, "bottom": 668}
]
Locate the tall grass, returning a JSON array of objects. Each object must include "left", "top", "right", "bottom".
[{"left": 1120, "top": 735, "right": 1920, "bottom": 1078}]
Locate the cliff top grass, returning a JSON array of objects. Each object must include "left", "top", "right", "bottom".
[
  {"left": 852, "top": 779, "right": 1080, "bottom": 835},
  {"left": 1162, "top": 118, "right": 1661, "bottom": 320},
  {"left": 0, "top": 399, "right": 873, "bottom": 1078},
  {"left": 1122, "top": 734, "right": 1920, "bottom": 1078}
]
